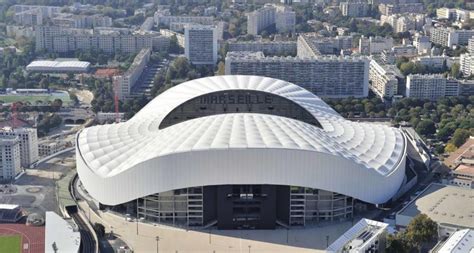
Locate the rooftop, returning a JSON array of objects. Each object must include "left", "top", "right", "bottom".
[
  {"left": 454, "top": 164, "right": 474, "bottom": 178},
  {"left": 397, "top": 183, "right": 474, "bottom": 228},
  {"left": 434, "top": 229, "right": 474, "bottom": 253},
  {"left": 26, "top": 60, "right": 90, "bottom": 71},
  {"left": 0, "top": 204, "right": 19, "bottom": 210},
  {"left": 444, "top": 137, "right": 474, "bottom": 169},
  {"left": 326, "top": 219, "right": 388, "bottom": 252},
  {"left": 45, "top": 212, "right": 80, "bottom": 253}
]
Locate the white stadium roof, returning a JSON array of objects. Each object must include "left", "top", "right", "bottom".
[
  {"left": 26, "top": 60, "right": 90, "bottom": 72},
  {"left": 76, "top": 75, "right": 407, "bottom": 205}
]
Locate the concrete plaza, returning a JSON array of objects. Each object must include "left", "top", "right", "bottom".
[{"left": 78, "top": 201, "right": 356, "bottom": 253}]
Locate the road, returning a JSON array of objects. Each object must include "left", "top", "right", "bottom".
[{"left": 374, "top": 140, "right": 438, "bottom": 222}]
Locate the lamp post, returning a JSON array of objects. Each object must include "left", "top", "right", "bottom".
[
  {"left": 248, "top": 245, "right": 251, "bottom": 253},
  {"left": 156, "top": 236, "right": 160, "bottom": 253}
]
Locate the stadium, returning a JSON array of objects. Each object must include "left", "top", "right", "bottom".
[{"left": 76, "top": 75, "right": 407, "bottom": 229}]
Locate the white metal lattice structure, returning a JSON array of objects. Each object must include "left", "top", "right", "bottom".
[{"left": 76, "top": 75, "right": 406, "bottom": 205}]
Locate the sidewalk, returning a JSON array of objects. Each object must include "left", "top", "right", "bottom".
[{"left": 77, "top": 201, "right": 352, "bottom": 253}]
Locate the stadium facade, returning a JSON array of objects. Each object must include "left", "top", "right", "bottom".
[{"left": 76, "top": 75, "right": 407, "bottom": 229}]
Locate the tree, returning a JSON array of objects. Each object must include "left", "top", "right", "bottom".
[
  {"left": 39, "top": 78, "right": 49, "bottom": 89},
  {"left": 451, "top": 128, "right": 470, "bottom": 147},
  {"left": 51, "top": 99, "right": 63, "bottom": 111},
  {"left": 451, "top": 63, "right": 461, "bottom": 78},
  {"left": 168, "top": 35, "right": 180, "bottom": 54},
  {"left": 172, "top": 57, "right": 190, "bottom": 78},
  {"left": 416, "top": 120, "right": 436, "bottom": 136},
  {"left": 217, "top": 61, "right": 225, "bottom": 75},
  {"left": 399, "top": 62, "right": 415, "bottom": 76},
  {"left": 386, "top": 234, "right": 409, "bottom": 253},
  {"left": 445, "top": 143, "right": 457, "bottom": 153},
  {"left": 404, "top": 214, "right": 437, "bottom": 252}
]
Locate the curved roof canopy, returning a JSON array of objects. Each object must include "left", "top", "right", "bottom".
[{"left": 76, "top": 75, "right": 406, "bottom": 205}]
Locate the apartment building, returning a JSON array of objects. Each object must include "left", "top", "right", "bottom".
[
  {"left": 38, "top": 141, "right": 67, "bottom": 157},
  {"left": 154, "top": 14, "right": 213, "bottom": 27},
  {"left": 247, "top": 4, "right": 295, "bottom": 35},
  {"left": 378, "top": 2, "right": 424, "bottom": 16},
  {"left": 359, "top": 36, "right": 394, "bottom": 55},
  {"left": 0, "top": 136, "right": 21, "bottom": 180},
  {"left": 469, "top": 37, "right": 474, "bottom": 54},
  {"left": 412, "top": 33, "right": 431, "bottom": 55},
  {"left": 35, "top": 26, "right": 162, "bottom": 53},
  {"left": 414, "top": 56, "right": 447, "bottom": 70},
  {"left": 227, "top": 40, "right": 297, "bottom": 56},
  {"left": 339, "top": 1, "right": 369, "bottom": 17},
  {"left": 0, "top": 128, "right": 38, "bottom": 168},
  {"left": 460, "top": 53, "right": 474, "bottom": 77},
  {"left": 380, "top": 14, "right": 426, "bottom": 33},
  {"left": 184, "top": 25, "right": 218, "bottom": 65},
  {"left": 225, "top": 52, "right": 369, "bottom": 98},
  {"left": 406, "top": 74, "right": 459, "bottom": 100},
  {"left": 160, "top": 29, "right": 185, "bottom": 47},
  {"left": 247, "top": 5, "right": 276, "bottom": 35},
  {"left": 369, "top": 60, "right": 400, "bottom": 99},
  {"left": 50, "top": 13, "right": 112, "bottom": 29},
  {"left": 391, "top": 45, "right": 417, "bottom": 57},
  {"left": 430, "top": 27, "right": 474, "bottom": 47},
  {"left": 11, "top": 4, "right": 62, "bottom": 26},
  {"left": 297, "top": 34, "right": 352, "bottom": 57},
  {"left": 275, "top": 6, "right": 296, "bottom": 34},
  {"left": 114, "top": 48, "right": 151, "bottom": 100},
  {"left": 458, "top": 79, "right": 474, "bottom": 96},
  {"left": 436, "top": 8, "right": 471, "bottom": 22}
]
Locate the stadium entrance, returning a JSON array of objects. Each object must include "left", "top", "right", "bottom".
[{"left": 134, "top": 185, "right": 354, "bottom": 229}]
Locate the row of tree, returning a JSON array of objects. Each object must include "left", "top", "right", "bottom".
[
  {"left": 327, "top": 96, "right": 474, "bottom": 154},
  {"left": 386, "top": 214, "right": 438, "bottom": 253}
]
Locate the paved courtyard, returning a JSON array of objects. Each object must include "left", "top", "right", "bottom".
[
  {"left": 0, "top": 153, "right": 76, "bottom": 216},
  {"left": 78, "top": 201, "right": 356, "bottom": 253}
]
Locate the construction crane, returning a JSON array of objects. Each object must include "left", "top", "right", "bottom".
[{"left": 10, "top": 102, "right": 18, "bottom": 129}]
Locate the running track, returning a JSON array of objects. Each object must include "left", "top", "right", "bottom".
[{"left": 0, "top": 224, "right": 44, "bottom": 253}]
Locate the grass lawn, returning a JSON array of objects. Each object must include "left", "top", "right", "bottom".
[
  {"left": 0, "top": 235, "right": 21, "bottom": 253},
  {"left": 0, "top": 93, "right": 72, "bottom": 105}
]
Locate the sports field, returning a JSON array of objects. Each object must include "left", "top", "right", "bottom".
[
  {"left": 0, "top": 92, "right": 72, "bottom": 105},
  {"left": 0, "top": 235, "right": 21, "bottom": 253}
]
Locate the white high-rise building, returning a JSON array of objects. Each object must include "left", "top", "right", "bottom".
[
  {"left": 460, "top": 53, "right": 474, "bottom": 77},
  {"left": 247, "top": 5, "right": 276, "bottom": 35},
  {"left": 35, "top": 26, "right": 161, "bottom": 53},
  {"left": 412, "top": 33, "right": 431, "bottom": 55},
  {"left": 228, "top": 40, "right": 297, "bottom": 56},
  {"left": 225, "top": 52, "right": 369, "bottom": 98},
  {"left": 339, "top": 1, "right": 370, "bottom": 17},
  {"left": 114, "top": 48, "right": 151, "bottom": 100},
  {"left": 275, "top": 5, "right": 296, "bottom": 34},
  {"left": 369, "top": 60, "right": 400, "bottom": 99},
  {"left": 184, "top": 25, "right": 217, "bottom": 65},
  {"left": 247, "top": 4, "right": 295, "bottom": 35},
  {"left": 0, "top": 128, "right": 38, "bottom": 168},
  {"left": 298, "top": 34, "right": 353, "bottom": 57},
  {"left": 359, "top": 36, "right": 394, "bottom": 55},
  {"left": 406, "top": 74, "right": 459, "bottom": 100},
  {"left": 0, "top": 135, "right": 21, "bottom": 180},
  {"left": 469, "top": 37, "right": 474, "bottom": 54},
  {"left": 430, "top": 27, "right": 474, "bottom": 47}
]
